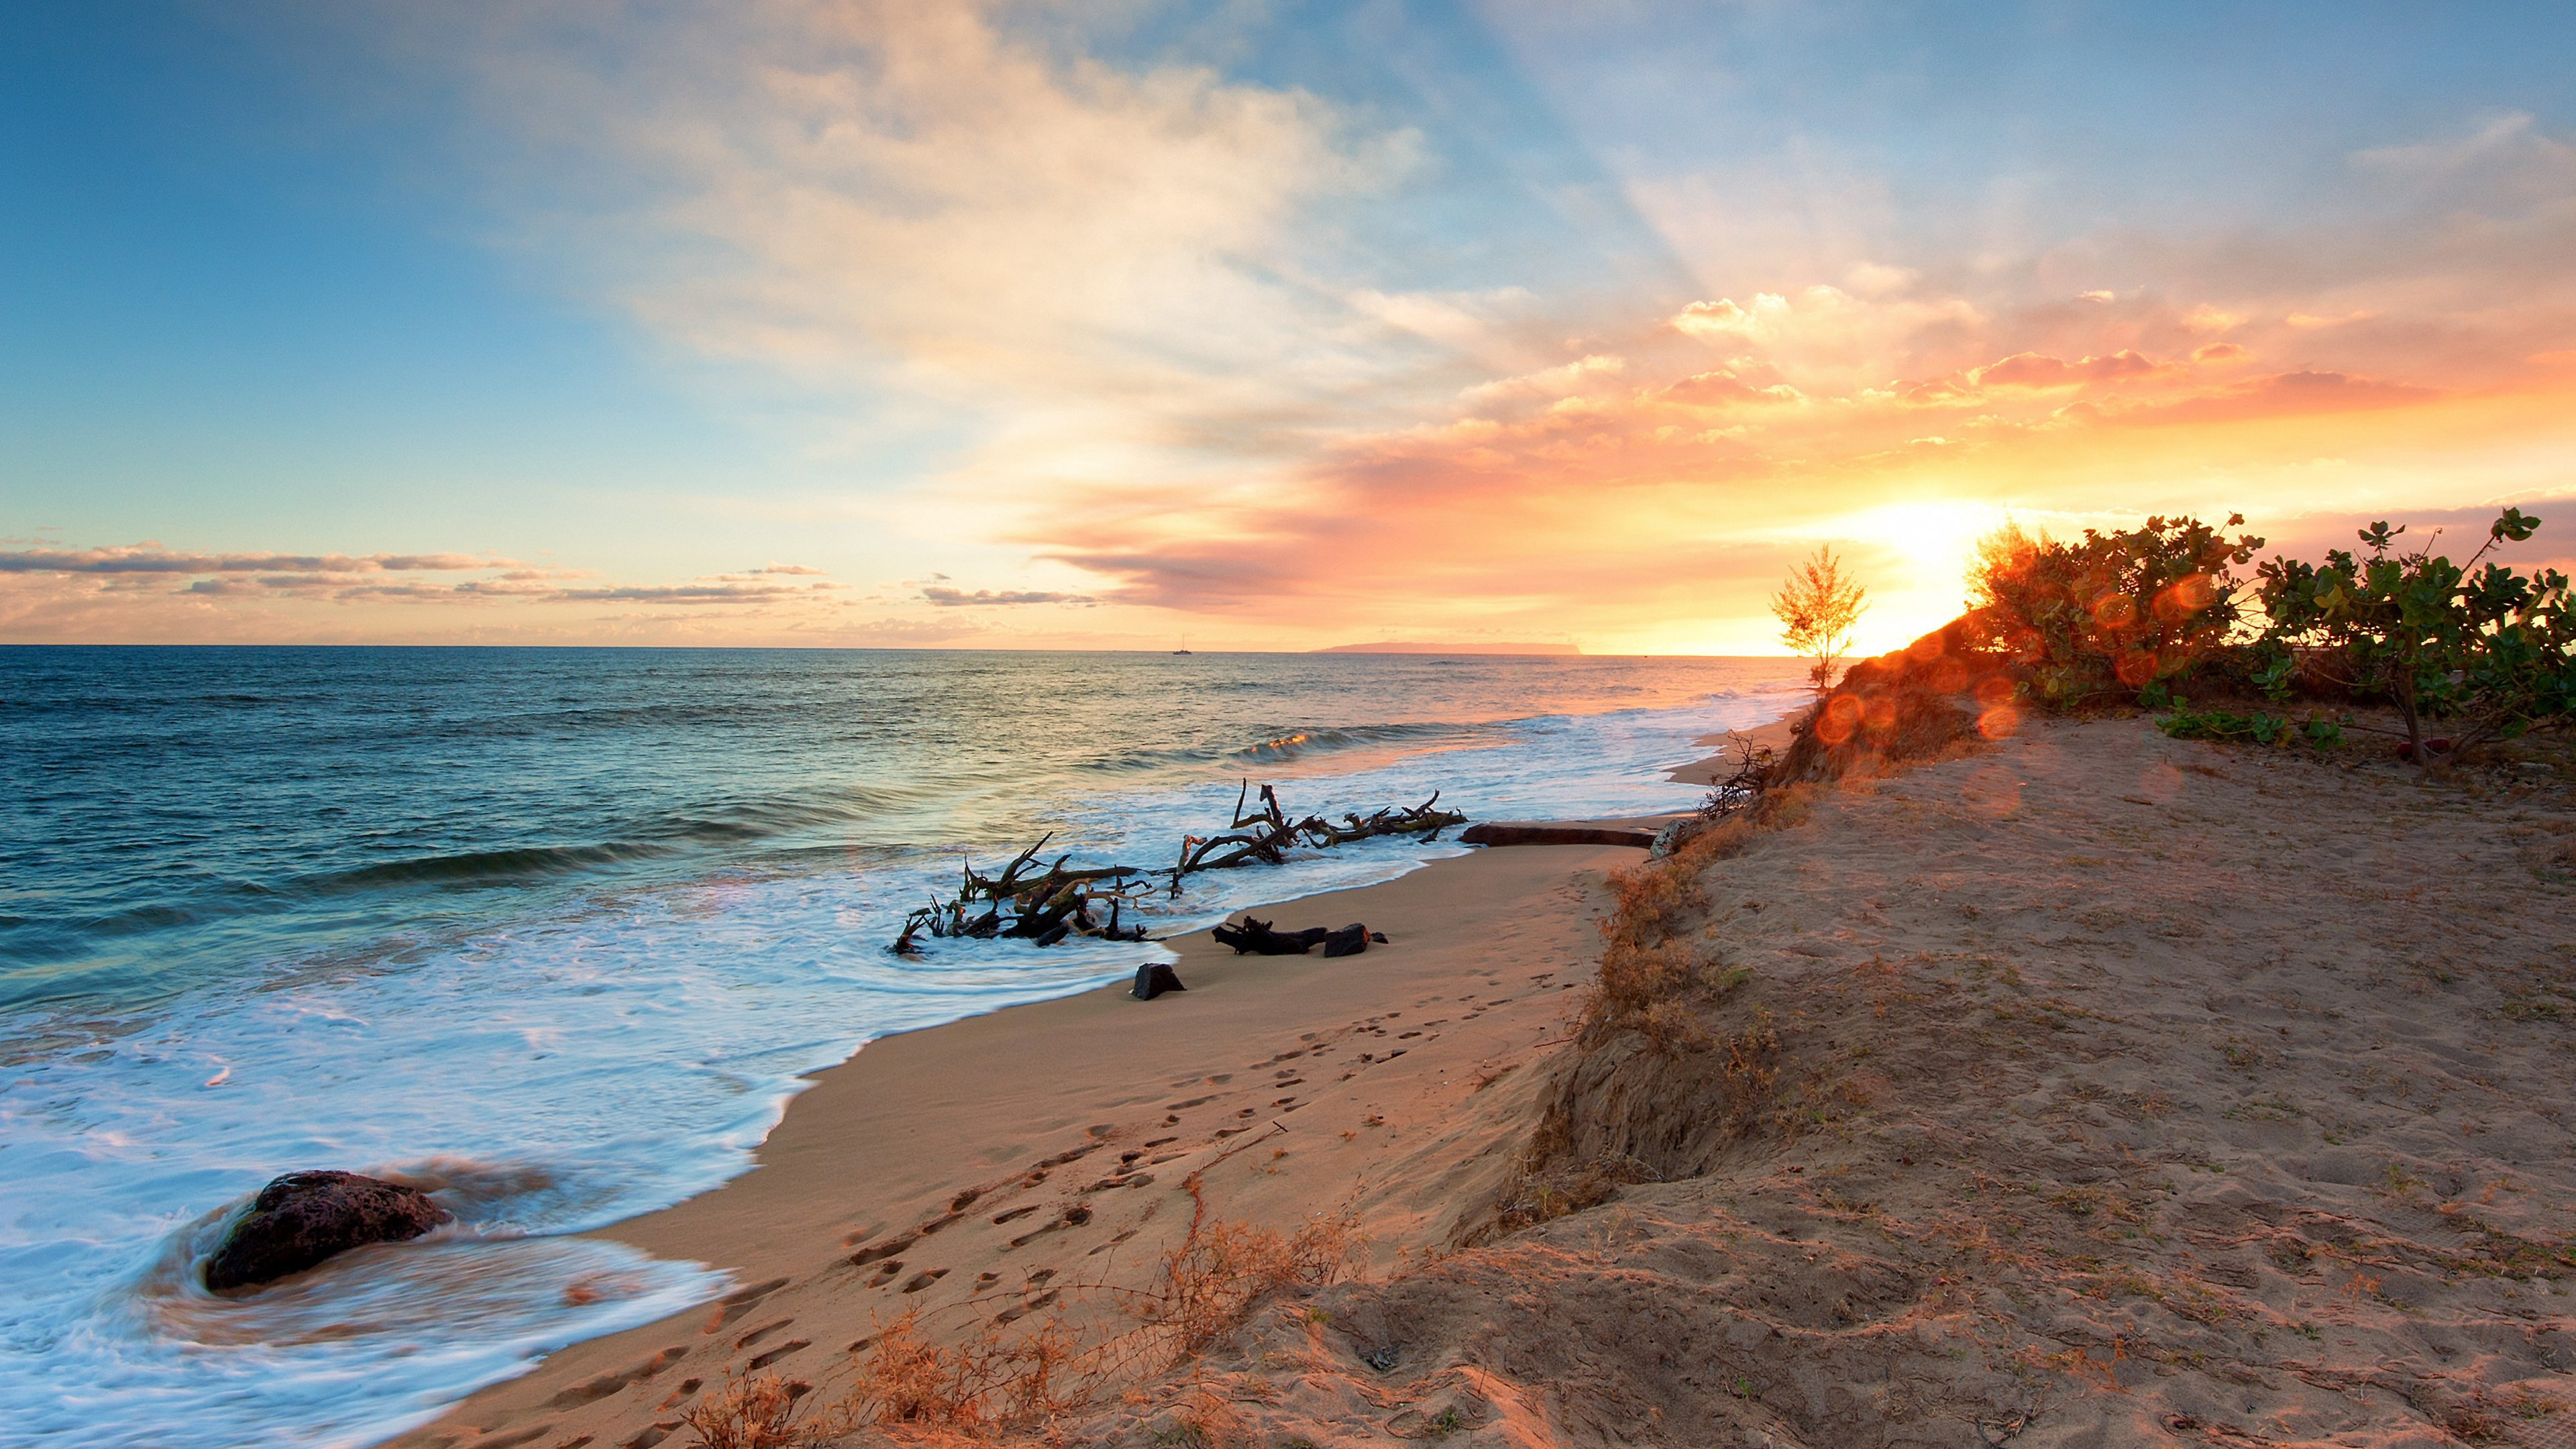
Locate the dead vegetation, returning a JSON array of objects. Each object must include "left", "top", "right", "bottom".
[
  {"left": 680, "top": 1372, "right": 823, "bottom": 1448},
  {"left": 1140, "top": 1178, "right": 1356, "bottom": 1361},
  {"left": 693, "top": 1177, "right": 1357, "bottom": 1448}
]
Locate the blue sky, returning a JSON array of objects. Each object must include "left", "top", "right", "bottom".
[{"left": 5, "top": 2, "right": 2571, "bottom": 648}]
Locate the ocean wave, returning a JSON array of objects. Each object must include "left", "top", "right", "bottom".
[
  {"left": 1227, "top": 721, "right": 1494, "bottom": 761},
  {"left": 306, "top": 842, "right": 677, "bottom": 892}
]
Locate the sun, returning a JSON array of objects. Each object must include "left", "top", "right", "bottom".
[{"left": 1813, "top": 500, "right": 2008, "bottom": 650}]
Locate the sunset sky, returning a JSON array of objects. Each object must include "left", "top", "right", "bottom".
[{"left": 5, "top": 1, "right": 2573, "bottom": 653}]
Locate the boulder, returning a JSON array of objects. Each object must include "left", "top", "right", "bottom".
[
  {"left": 203, "top": 1170, "right": 451, "bottom": 1292},
  {"left": 1132, "top": 962, "right": 1187, "bottom": 1000}
]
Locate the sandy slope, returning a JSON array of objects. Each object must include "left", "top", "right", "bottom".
[
  {"left": 398, "top": 715, "right": 2576, "bottom": 1449},
  {"left": 1147, "top": 714, "right": 2576, "bottom": 1449}
]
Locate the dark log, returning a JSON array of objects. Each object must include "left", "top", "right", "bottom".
[
  {"left": 1132, "top": 963, "right": 1187, "bottom": 1000},
  {"left": 1213, "top": 915, "right": 1331, "bottom": 955},
  {"left": 1458, "top": 823, "right": 1655, "bottom": 849}
]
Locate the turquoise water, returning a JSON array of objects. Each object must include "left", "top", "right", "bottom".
[{"left": 0, "top": 646, "right": 1805, "bottom": 1447}]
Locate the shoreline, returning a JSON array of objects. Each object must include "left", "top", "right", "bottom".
[
  {"left": 394, "top": 835, "right": 1650, "bottom": 1449},
  {"left": 1664, "top": 711, "right": 1802, "bottom": 786}
]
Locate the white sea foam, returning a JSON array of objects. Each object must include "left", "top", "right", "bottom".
[{"left": 0, "top": 684, "right": 1801, "bottom": 1448}]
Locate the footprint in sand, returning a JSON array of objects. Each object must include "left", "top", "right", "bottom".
[
  {"left": 743, "top": 1338, "right": 808, "bottom": 1371},
  {"left": 701, "top": 1277, "right": 789, "bottom": 1332},
  {"left": 732, "top": 1319, "right": 792, "bottom": 1350}
]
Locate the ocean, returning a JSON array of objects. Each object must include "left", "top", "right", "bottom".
[{"left": 0, "top": 645, "right": 1805, "bottom": 1448}]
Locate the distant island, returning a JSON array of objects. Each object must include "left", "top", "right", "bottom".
[{"left": 1312, "top": 641, "right": 1580, "bottom": 655}]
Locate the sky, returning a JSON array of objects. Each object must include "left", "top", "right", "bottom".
[{"left": 3, "top": 0, "right": 2573, "bottom": 654}]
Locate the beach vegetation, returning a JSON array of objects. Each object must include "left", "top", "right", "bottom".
[
  {"left": 1968, "top": 513, "right": 2265, "bottom": 707},
  {"left": 822, "top": 1181, "right": 1353, "bottom": 1444},
  {"left": 2155, "top": 703, "right": 2343, "bottom": 751},
  {"left": 1771, "top": 545, "right": 1870, "bottom": 690},
  {"left": 1140, "top": 1178, "right": 1356, "bottom": 1361},
  {"left": 680, "top": 1371, "right": 820, "bottom": 1449},
  {"left": 2251, "top": 508, "right": 2574, "bottom": 763},
  {"left": 1959, "top": 504, "right": 2574, "bottom": 767}
]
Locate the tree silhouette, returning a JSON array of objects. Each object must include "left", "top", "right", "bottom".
[{"left": 1771, "top": 545, "right": 1868, "bottom": 690}]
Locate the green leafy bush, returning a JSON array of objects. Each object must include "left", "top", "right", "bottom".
[
  {"left": 1970, "top": 515, "right": 2267, "bottom": 706},
  {"left": 2253, "top": 508, "right": 2575, "bottom": 761},
  {"left": 2155, "top": 703, "right": 2343, "bottom": 751}
]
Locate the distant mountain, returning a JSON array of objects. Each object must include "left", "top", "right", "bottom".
[{"left": 1313, "top": 641, "right": 1581, "bottom": 655}]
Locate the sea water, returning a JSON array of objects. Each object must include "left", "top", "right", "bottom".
[{"left": 0, "top": 646, "right": 1806, "bottom": 1447}]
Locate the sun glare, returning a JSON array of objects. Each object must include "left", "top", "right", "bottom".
[{"left": 1809, "top": 500, "right": 2005, "bottom": 650}]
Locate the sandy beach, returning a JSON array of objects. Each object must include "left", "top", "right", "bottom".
[
  {"left": 396, "top": 713, "right": 2576, "bottom": 1449},
  {"left": 394, "top": 839, "right": 1646, "bottom": 1449}
]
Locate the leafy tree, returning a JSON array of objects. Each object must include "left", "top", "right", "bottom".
[
  {"left": 1771, "top": 546, "right": 1867, "bottom": 690},
  {"left": 1969, "top": 514, "right": 2265, "bottom": 706},
  {"left": 2253, "top": 508, "right": 2574, "bottom": 763}
]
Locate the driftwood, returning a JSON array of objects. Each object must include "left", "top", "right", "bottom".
[
  {"left": 1458, "top": 823, "right": 1655, "bottom": 849},
  {"left": 890, "top": 783, "right": 1465, "bottom": 955},
  {"left": 1696, "top": 729, "right": 1778, "bottom": 818},
  {"left": 1171, "top": 784, "right": 1464, "bottom": 891},
  {"left": 893, "top": 831, "right": 1157, "bottom": 955},
  {"left": 1212, "top": 916, "right": 1385, "bottom": 957}
]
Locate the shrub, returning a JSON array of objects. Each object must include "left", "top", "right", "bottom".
[
  {"left": 1144, "top": 1180, "right": 1354, "bottom": 1360},
  {"left": 839, "top": 1306, "right": 1083, "bottom": 1439},
  {"left": 2155, "top": 702, "right": 2343, "bottom": 751},
  {"left": 1970, "top": 515, "right": 2266, "bottom": 706},
  {"left": 2253, "top": 508, "right": 2575, "bottom": 762},
  {"left": 682, "top": 1373, "right": 818, "bottom": 1449}
]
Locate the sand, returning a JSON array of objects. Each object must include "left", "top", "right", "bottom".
[
  {"left": 395, "top": 714, "right": 2576, "bottom": 1449},
  {"left": 392, "top": 840, "right": 1643, "bottom": 1449}
]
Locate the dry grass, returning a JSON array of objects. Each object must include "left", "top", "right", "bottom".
[
  {"left": 1578, "top": 811, "right": 1772, "bottom": 1052},
  {"left": 835, "top": 1307, "right": 1083, "bottom": 1442},
  {"left": 816, "top": 1179, "right": 1354, "bottom": 1445},
  {"left": 1142, "top": 1177, "right": 1356, "bottom": 1361},
  {"left": 680, "top": 1373, "right": 821, "bottom": 1449}
]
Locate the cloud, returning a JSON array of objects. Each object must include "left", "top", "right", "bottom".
[
  {"left": 1658, "top": 370, "right": 1803, "bottom": 407},
  {"left": 2124, "top": 370, "right": 2437, "bottom": 425},
  {"left": 1971, "top": 350, "right": 2163, "bottom": 389},
  {"left": 545, "top": 582, "right": 839, "bottom": 604},
  {"left": 920, "top": 586, "right": 1096, "bottom": 607},
  {"left": 0, "top": 539, "right": 854, "bottom": 616},
  {"left": 0, "top": 547, "right": 515, "bottom": 575},
  {"left": 429, "top": 0, "right": 1447, "bottom": 492}
]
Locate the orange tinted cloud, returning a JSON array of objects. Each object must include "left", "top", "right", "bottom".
[{"left": 1034, "top": 266, "right": 2576, "bottom": 653}]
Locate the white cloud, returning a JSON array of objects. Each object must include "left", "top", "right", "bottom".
[{"left": 458, "top": 2, "right": 1430, "bottom": 466}]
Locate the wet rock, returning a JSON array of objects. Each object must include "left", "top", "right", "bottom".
[
  {"left": 1321, "top": 923, "right": 1385, "bottom": 958},
  {"left": 203, "top": 1170, "right": 451, "bottom": 1291},
  {"left": 1132, "top": 963, "right": 1187, "bottom": 1000}
]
